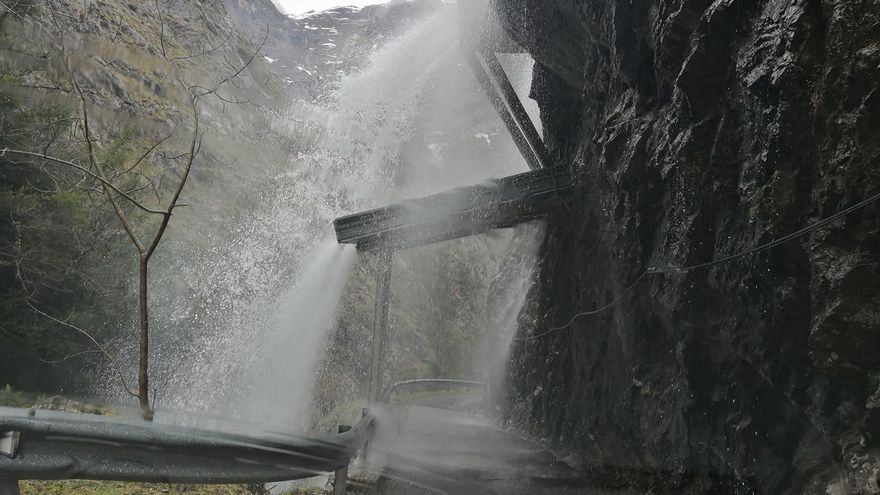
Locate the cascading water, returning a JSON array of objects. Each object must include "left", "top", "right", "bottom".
[
  {"left": 484, "top": 222, "right": 544, "bottom": 403},
  {"left": 147, "top": 3, "right": 542, "bottom": 432},
  {"left": 238, "top": 239, "right": 356, "bottom": 428}
]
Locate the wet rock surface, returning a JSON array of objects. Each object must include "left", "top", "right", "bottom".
[{"left": 494, "top": 0, "right": 880, "bottom": 493}]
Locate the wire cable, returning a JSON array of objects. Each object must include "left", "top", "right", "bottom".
[
  {"left": 653, "top": 189, "right": 880, "bottom": 274},
  {"left": 518, "top": 188, "right": 880, "bottom": 341}
]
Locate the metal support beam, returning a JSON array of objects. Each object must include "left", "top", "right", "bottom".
[
  {"left": 334, "top": 166, "right": 576, "bottom": 252},
  {"left": 482, "top": 52, "right": 552, "bottom": 168},
  {"left": 465, "top": 50, "right": 552, "bottom": 171},
  {"left": 368, "top": 250, "right": 393, "bottom": 401}
]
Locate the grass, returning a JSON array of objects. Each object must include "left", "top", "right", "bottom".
[
  {"left": 19, "top": 481, "right": 335, "bottom": 495},
  {"left": 19, "top": 481, "right": 263, "bottom": 495},
  {"left": 0, "top": 385, "right": 33, "bottom": 408},
  {"left": 279, "top": 489, "right": 327, "bottom": 495}
]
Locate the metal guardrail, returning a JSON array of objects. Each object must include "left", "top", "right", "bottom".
[
  {"left": 381, "top": 379, "right": 487, "bottom": 403},
  {"left": 0, "top": 406, "right": 374, "bottom": 488}
]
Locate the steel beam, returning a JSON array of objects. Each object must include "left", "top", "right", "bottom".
[
  {"left": 368, "top": 250, "right": 393, "bottom": 401},
  {"left": 459, "top": 0, "right": 552, "bottom": 171},
  {"left": 480, "top": 51, "right": 552, "bottom": 169},
  {"left": 465, "top": 51, "right": 546, "bottom": 171},
  {"left": 334, "top": 166, "right": 576, "bottom": 252}
]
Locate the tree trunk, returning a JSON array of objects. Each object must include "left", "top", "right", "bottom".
[{"left": 138, "top": 257, "right": 152, "bottom": 420}]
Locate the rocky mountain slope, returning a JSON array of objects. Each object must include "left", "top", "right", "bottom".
[
  {"left": 223, "top": 0, "right": 442, "bottom": 100},
  {"left": 494, "top": 0, "right": 880, "bottom": 493}
]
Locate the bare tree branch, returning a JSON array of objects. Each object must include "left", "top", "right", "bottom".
[
  {"left": 145, "top": 96, "right": 198, "bottom": 260},
  {"left": 121, "top": 135, "right": 172, "bottom": 174},
  {"left": 197, "top": 28, "right": 268, "bottom": 98},
  {"left": 39, "top": 349, "right": 101, "bottom": 365},
  {"left": 154, "top": 0, "right": 167, "bottom": 58},
  {"left": 0, "top": 0, "right": 26, "bottom": 21},
  {"left": 76, "top": 81, "right": 148, "bottom": 255},
  {"left": 24, "top": 298, "right": 138, "bottom": 399},
  {"left": 4, "top": 117, "right": 80, "bottom": 137},
  {"left": 170, "top": 29, "right": 234, "bottom": 62},
  {"left": 1, "top": 148, "right": 167, "bottom": 215}
]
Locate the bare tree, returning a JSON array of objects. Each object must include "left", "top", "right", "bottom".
[{"left": 0, "top": 0, "right": 266, "bottom": 419}]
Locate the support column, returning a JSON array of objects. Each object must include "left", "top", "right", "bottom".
[{"left": 368, "top": 249, "right": 393, "bottom": 402}]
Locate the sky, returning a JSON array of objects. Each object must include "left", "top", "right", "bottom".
[{"left": 271, "top": 0, "right": 388, "bottom": 15}]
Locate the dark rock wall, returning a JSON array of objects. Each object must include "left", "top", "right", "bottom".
[{"left": 494, "top": 0, "right": 880, "bottom": 493}]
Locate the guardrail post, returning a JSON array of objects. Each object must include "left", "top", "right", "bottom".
[
  {"left": 368, "top": 249, "right": 393, "bottom": 401},
  {"left": 0, "top": 481, "right": 20, "bottom": 495},
  {"left": 332, "top": 465, "right": 348, "bottom": 495}
]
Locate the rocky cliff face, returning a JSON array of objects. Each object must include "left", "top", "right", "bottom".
[{"left": 494, "top": 0, "right": 880, "bottom": 493}]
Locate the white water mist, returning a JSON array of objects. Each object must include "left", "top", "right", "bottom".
[
  {"left": 146, "top": 3, "right": 543, "bottom": 433},
  {"left": 240, "top": 239, "right": 356, "bottom": 429}
]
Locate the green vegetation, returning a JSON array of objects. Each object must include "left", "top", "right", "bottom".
[
  {"left": 0, "top": 94, "right": 121, "bottom": 393},
  {"left": 16, "top": 480, "right": 340, "bottom": 494},
  {"left": 0, "top": 385, "right": 31, "bottom": 408},
  {"left": 19, "top": 481, "right": 263, "bottom": 495},
  {"left": 280, "top": 488, "right": 327, "bottom": 495}
]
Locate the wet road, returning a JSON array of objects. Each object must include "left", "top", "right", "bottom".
[{"left": 358, "top": 393, "right": 631, "bottom": 495}]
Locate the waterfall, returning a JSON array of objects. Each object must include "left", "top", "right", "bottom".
[
  {"left": 239, "top": 239, "right": 356, "bottom": 429},
  {"left": 146, "top": 4, "right": 541, "bottom": 431}
]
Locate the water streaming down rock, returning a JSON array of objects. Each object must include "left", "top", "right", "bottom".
[
  {"left": 485, "top": 222, "right": 543, "bottom": 402},
  {"left": 149, "top": 4, "right": 542, "bottom": 431}
]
